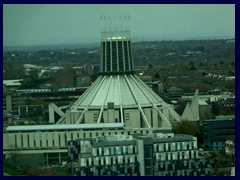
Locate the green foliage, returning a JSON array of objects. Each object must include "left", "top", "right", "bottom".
[
  {"left": 148, "top": 63, "right": 153, "bottom": 69},
  {"left": 208, "top": 151, "right": 234, "bottom": 175},
  {"left": 21, "top": 69, "right": 42, "bottom": 89},
  {"left": 3, "top": 161, "right": 27, "bottom": 176},
  {"left": 3, "top": 61, "right": 25, "bottom": 80},
  {"left": 172, "top": 61, "right": 197, "bottom": 71},
  {"left": 190, "top": 61, "right": 197, "bottom": 70},
  {"left": 173, "top": 119, "right": 200, "bottom": 136},
  {"left": 52, "top": 167, "right": 69, "bottom": 176},
  {"left": 154, "top": 72, "right": 160, "bottom": 79}
]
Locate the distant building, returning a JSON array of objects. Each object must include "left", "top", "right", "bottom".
[
  {"left": 202, "top": 115, "right": 235, "bottom": 151},
  {"left": 3, "top": 87, "right": 86, "bottom": 117},
  {"left": 74, "top": 74, "right": 91, "bottom": 87},
  {"left": 3, "top": 79, "right": 23, "bottom": 88},
  {"left": 225, "top": 76, "right": 235, "bottom": 81},
  {"left": 165, "top": 87, "right": 184, "bottom": 101},
  {"left": 219, "top": 97, "right": 235, "bottom": 109},
  {"left": 84, "top": 64, "right": 93, "bottom": 76},
  {"left": 93, "top": 64, "right": 100, "bottom": 75},
  {"left": 18, "top": 105, "right": 44, "bottom": 119},
  {"left": 144, "top": 81, "right": 163, "bottom": 96},
  {"left": 138, "top": 75, "right": 152, "bottom": 81},
  {"left": 225, "top": 136, "right": 235, "bottom": 157},
  {"left": 68, "top": 133, "right": 212, "bottom": 176},
  {"left": 55, "top": 74, "right": 74, "bottom": 88}
]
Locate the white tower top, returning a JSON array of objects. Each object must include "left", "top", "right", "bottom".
[{"left": 101, "top": 13, "right": 131, "bottom": 40}]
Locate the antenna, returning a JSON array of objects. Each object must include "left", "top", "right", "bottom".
[{"left": 100, "top": 12, "right": 131, "bottom": 39}]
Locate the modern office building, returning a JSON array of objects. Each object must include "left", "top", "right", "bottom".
[
  {"left": 68, "top": 133, "right": 212, "bottom": 176},
  {"left": 202, "top": 115, "right": 235, "bottom": 151}
]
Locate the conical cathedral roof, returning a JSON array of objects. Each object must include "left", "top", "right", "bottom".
[{"left": 71, "top": 74, "right": 165, "bottom": 110}]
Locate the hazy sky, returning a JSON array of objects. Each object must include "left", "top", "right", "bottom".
[{"left": 3, "top": 4, "right": 235, "bottom": 46}]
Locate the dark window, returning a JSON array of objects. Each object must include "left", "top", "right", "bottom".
[
  {"left": 128, "top": 41, "right": 133, "bottom": 70},
  {"left": 118, "top": 41, "right": 124, "bottom": 71},
  {"left": 124, "top": 41, "right": 129, "bottom": 70},
  {"left": 106, "top": 42, "right": 111, "bottom": 71},
  {"left": 112, "top": 41, "right": 117, "bottom": 71},
  {"left": 102, "top": 42, "right": 106, "bottom": 71}
]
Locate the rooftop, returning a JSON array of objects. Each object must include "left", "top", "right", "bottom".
[
  {"left": 72, "top": 74, "right": 166, "bottom": 109},
  {"left": 5, "top": 123, "right": 124, "bottom": 132},
  {"left": 3, "top": 79, "right": 23, "bottom": 87}
]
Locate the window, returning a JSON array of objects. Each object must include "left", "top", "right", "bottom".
[
  {"left": 109, "top": 147, "right": 111, "bottom": 155},
  {"left": 121, "top": 147, "right": 123, "bottom": 154}
]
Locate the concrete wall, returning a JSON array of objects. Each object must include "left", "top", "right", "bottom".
[
  {"left": 124, "top": 109, "right": 140, "bottom": 128},
  {"left": 152, "top": 108, "right": 158, "bottom": 128},
  {"left": 84, "top": 110, "right": 99, "bottom": 124},
  {"left": 143, "top": 108, "right": 152, "bottom": 128},
  {"left": 6, "top": 95, "right": 12, "bottom": 112},
  {"left": 3, "top": 128, "right": 155, "bottom": 152}
]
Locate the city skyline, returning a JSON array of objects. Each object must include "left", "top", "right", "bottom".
[{"left": 3, "top": 4, "right": 235, "bottom": 47}]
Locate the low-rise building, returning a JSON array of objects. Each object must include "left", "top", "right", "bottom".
[
  {"left": 165, "top": 87, "right": 184, "bottom": 101},
  {"left": 68, "top": 133, "right": 212, "bottom": 176}
]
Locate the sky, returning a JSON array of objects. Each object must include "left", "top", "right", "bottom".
[{"left": 3, "top": 4, "right": 235, "bottom": 47}]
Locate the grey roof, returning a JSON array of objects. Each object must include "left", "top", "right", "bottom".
[
  {"left": 3, "top": 79, "right": 23, "bottom": 86},
  {"left": 92, "top": 140, "right": 136, "bottom": 147},
  {"left": 5, "top": 123, "right": 124, "bottom": 132},
  {"left": 72, "top": 74, "right": 165, "bottom": 110},
  {"left": 153, "top": 134, "right": 194, "bottom": 143}
]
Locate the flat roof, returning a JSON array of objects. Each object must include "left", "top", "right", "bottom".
[{"left": 5, "top": 123, "right": 124, "bottom": 132}]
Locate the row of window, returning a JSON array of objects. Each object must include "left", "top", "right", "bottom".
[
  {"left": 77, "top": 155, "right": 138, "bottom": 167},
  {"left": 12, "top": 128, "right": 154, "bottom": 149},
  {"left": 73, "top": 163, "right": 139, "bottom": 176},
  {"left": 154, "top": 150, "right": 198, "bottom": 161},
  {"left": 94, "top": 145, "right": 137, "bottom": 156},
  {"left": 153, "top": 141, "right": 196, "bottom": 152},
  {"left": 71, "top": 158, "right": 211, "bottom": 176}
]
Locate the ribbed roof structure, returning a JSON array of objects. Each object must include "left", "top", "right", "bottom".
[{"left": 72, "top": 75, "right": 164, "bottom": 109}]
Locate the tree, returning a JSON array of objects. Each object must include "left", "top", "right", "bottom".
[
  {"left": 219, "top": 60, "right": 225, "bottom": 65},
  {"left": 202, "top": 72, "right": 207, "bottom": 76},
  {"left": 190, "top": 61, "right": 197, "bottom": 70},
  {"left": 148, "top": 63, "right": 153, "bottom": 69},
  {"left": 154, "top": 72, "right": 160, "bottom": 79},
  {"left": 208, "top": 151, "right": 221, "bottom": 175},
  {"left": 173, "top": 119, "right": 200, "bottom": 136},
  {"left": 21, "top": 69, "right": 40, "bottom": 89}
]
